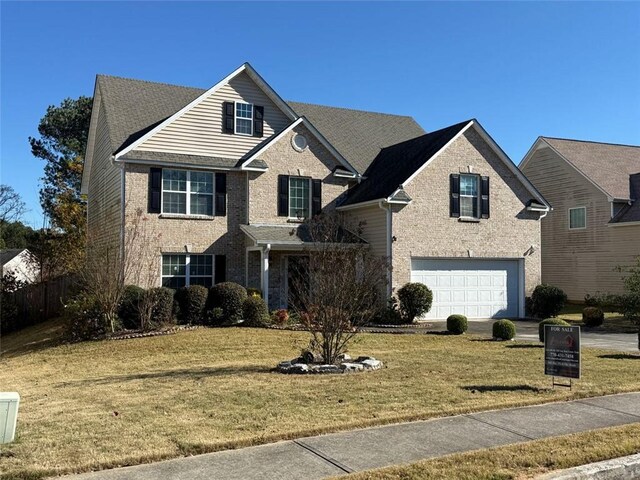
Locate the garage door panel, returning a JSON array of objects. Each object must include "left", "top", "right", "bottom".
[{"left": 410, "top": 259, "right": 520, "bottom": 320}]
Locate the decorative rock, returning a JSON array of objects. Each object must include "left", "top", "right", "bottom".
[
  {"left": 302, "top": 350, "right": 324, "bottom": 364},
  {"left": 361, "top": 359, "right": 383, "bottom": 370},
  {"left": 277, "top": 361, "right": 292, "bottom": 370},
  {"left": 337, "top": 353, "right": 352, "bottom": 361},
  {"left": 355, "top": 356, "right": 374, "bottom": 362},
  {"left": 288, "top": 363, "right": 310, "bottom": 374},
  {"left": 313, "top": 364, "right": 341, "bottom": 374},
  {"left": 340, "top": 362, "right": 365, "bottom": 372}
]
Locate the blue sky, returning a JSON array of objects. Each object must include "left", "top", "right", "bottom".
[{"left": 1, "top": 1, "right": 639, "bottom": 227}]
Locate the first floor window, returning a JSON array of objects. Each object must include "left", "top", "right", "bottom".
[
  {"left": 235, "top": 102, "right": 253, "bottom": 135},
  {"left": 459, "top": 174, "right": 479, "bottom": 218},
  {"left": 162, "top": 254, "right": 213, "bottom": 288},
  {"left": 289, "top": 176, "right": 311, "bottom": 219},
  {"left": 569, "top": 207, "right": 586, "bottom": 229},
  {"left": 162, "top": 169, "right": 213, "bottom": 216}
]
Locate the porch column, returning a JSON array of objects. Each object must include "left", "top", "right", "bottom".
[{"left": 261, "top": 244, "right": 271, "bottom": 308}]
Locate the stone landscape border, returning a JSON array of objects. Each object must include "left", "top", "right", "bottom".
[{"left": 105, "top": 325, "right": 202, "bottom": 341}]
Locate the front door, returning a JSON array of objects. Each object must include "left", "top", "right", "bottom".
[{"left": 286, "top": 255, "right": 309, "bottom": 310}]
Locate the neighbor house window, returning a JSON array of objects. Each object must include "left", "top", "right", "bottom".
[
  {"left": 162, "top": 169, "right": 213, "bottom": 216},
  {"left": 459, "top": 174, "right": 479, "bottom": 218},
  {"left": 235, "top": 102, "right": 253, "bottom": 135},
  {"left": 569, "top": 207, "right": 586, "bottom": 229},
  {"left": 162, "top": 254, "right": 213, "bottom": 288},
  {"left": 289, "top": 176, "right": 311, "bottom": 219}
]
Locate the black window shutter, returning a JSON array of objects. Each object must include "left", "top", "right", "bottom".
[
  {"left": 253, "top": 106, "right": 264, "bottom": 137},
  {"left": 450, "top": 174, "right": 460, "bottom": 218},
  {"left": 215, "top": 173, "right": 227, "bottom": 216},
  {"left": 311, "top": 179, "right": 322, "bottom": 216},
  {"left": 148, "top": 167, "right": 162, "bottom": 213},
  {"left": 480, "top": 176, "right": 490, "bottom": 219},
  {"left": 278, "top": 175, "right": 289, "bottom": 216},
  {"left": 214, "top": 255, "right": 226, "bottom": 284},
  {"left": 223, "top": 102, "right": 234, "bottom": 134}
]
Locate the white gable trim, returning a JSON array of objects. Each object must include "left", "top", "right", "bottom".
[
  {"left": 114, "top": 63, "right": 298, "bottom": 160},
  {"left": 240, "top": 116, "right": 358, "bottom": 175},
  {"left": 520, "top": 137, "right": 619, "bottom": 202}
]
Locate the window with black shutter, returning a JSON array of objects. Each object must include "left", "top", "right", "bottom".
[
  {"left": 253, "top": 106, "right": 264, "bottom": 137},
  {"left": 278, "top": 175, "right": 289, "bottom": 216},
  {"left": 148, "top": 168, "right": 162, "bottom": 213},
  {"left": 214, "top": 255, "right": 226, "bottom": 284},
  {"left": 450, "top": 174, "right": 460, "bottom": 218},
  {"left": 311, "top": 179, "right": 322, "bottom": 216},
  {"left": 480, "top": 176, "right": 490, "bottom": 218},
  {"left": 223, "top": 102, "right": 234, "bottom": 134}
]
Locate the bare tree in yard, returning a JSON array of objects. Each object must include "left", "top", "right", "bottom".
[
  {"left": 0, "top": 185, "right": 27, "bottom": 223},
  {"left": 289, "top": 214, "right": 388, "bottom": 364},
  {"left": 82, "top": 207, "right": 161, "bottom": 332}
]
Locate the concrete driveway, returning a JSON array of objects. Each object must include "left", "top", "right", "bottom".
[{"left": 364, "top": 320, "right": 638, "bottom": 353}]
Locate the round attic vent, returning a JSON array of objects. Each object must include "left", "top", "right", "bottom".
[{"left": 292, "top": 134, "right": 308, "bottom": 152}]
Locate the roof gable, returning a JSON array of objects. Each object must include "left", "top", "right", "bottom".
[{"left": 521, "top": 137, "right": 640, "bottom": 200}]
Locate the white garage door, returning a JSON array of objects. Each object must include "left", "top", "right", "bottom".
[{"left": 410, "top": 258, "right": 521, "bottom": 320}]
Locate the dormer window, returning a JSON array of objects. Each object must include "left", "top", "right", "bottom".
[{"left": 235, "top": 102, "right": 253, "bottom": 135}]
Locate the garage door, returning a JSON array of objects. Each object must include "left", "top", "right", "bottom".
[{"left": 410, "top": 258, "right": 520, "bottom": 320}]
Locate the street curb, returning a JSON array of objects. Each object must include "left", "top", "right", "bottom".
[{"left": 536, "top": 453, "right": 640, "bottom": 479}]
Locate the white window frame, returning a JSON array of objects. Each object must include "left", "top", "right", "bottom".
[
  {"left": 161, "top": 254, "right": 214, "bottom": 288},
  {"left": 234, "top": 101, "right": 253, "bottom": 136},
  {"left": 459, "top": 174, "right": 480, "bottom": 219},
  {"left": 568, "top": 206, "right": 587, "bottom": 230},
  {"left": 161, "top": 169, "right": 214, "bottom": 217},
  {"left": 288, "top": 176, "right": 312, "bottom": 220}
]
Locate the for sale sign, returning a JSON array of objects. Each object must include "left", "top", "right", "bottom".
[{"left": 544, "top": 325, "right": 581, "bottom": 379}]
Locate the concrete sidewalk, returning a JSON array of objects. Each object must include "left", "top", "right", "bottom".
[{"left": 62, "top": 392, "right": 640, "bottom": 480}]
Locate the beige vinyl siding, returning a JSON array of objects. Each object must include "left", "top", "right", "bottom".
[
  {"left": 87, "top": 91, "right": 122, "bottom": 252},
  {"left": 136, "top": 72, "right": 291, "bottom": 159},
  {"left": 522, "top": 145, "right": 638, "bottom": 300},
  {"left": 345, "top": 205, "right": 388, "bottom": 258}
]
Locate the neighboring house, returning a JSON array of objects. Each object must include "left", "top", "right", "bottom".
[
  {"left": 520, "top": 138, "right": 640, "bottom": 300},
  {"left": 0, "top": 249, "right": 38, "bottom": 284},
  {"left": 81, "top": 62, "right": 549, "bottom": 319}
]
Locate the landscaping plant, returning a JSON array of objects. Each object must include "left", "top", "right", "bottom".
[
  {"left": 446, "top": 314, "right": 468, "bottom": 335},
  {"left": 615, "top": 256, "right": 640, "bottom": 350},
  {"left": 118, "top": 285, "right": 145, "bottom": 329},
  {"left": 493, "top": 319, "right": 516, "bottom": 340},
  {"left": 538, "top": 318, "right": 570, "bottom": 342},
  {"left": 243, "top": 296, "right": 269, "bottom": 327},
  {"left": 175, "top": 285, "right": 209, "bottom": 324},
  {"left": 582, "top": 307, "right": 604, "bottom": 328},
  {"left": 397, "top": 282, "right": 433, "bottom": 323},
  {"left": 288, "top": 214, "right": 388, "bottom": 364},
  {"left": 530, "top": 284, "right": 567, "bottom": 318},
  {"left": 207, "top": 282, "right": 247, "bottom": 324}
]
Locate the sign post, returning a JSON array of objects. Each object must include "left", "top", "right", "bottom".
[{"left": 544, "top": 324, "right": 580, "bottom": 389}]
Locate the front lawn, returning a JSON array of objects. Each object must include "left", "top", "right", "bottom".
[
  {"left": 559, "top": 305, "right": 637, "bottom": 333},
  {"left": 1, "top": 326, "right": 639, "bottom": 479}
]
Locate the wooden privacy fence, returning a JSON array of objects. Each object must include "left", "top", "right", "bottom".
[{"left": 11, "top": 275, "right": 78, "bottom": 326}]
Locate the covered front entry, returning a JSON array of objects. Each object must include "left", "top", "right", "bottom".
[{"left": 410, "top": 258, "right": 523, "bottom": 320}]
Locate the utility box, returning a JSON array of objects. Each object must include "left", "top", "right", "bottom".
[{"left": 0, "top": 392, "right": 20, "bottom": 444}]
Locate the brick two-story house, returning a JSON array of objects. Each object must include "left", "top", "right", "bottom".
[{"left": 82, "top": 63, "right": 549, "bottom": 319}]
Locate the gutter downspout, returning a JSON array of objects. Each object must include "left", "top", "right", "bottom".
[
  {"left": 379, "top": 200, "right": 393, "bottom": 299},
  {"left": 119, "top": 159, "right": 126, "bottom": 278}
]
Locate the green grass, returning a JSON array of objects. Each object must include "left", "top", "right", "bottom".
[
  {"left": 338, "top": 423, "right": 640, "bottom": 479},
  {"left": 558, "top": 305, "right": 638, "bottom": 333},
  {"left": 1, "top": 324, "right": 639, "bottom": 479}
]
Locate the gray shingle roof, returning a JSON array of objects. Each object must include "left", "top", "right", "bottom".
[
  {"left": 95, "top": 75, "right": 426, "bottom": 176},
  {"left": 287, "top": 101, "right": 425, "bottom": 174},
  {"left": 241, "top": 224, "right": 366, "bottom": 246},
  {"left": 341, "top": 120, "right": 472, "bottom": 206},
  {"left": 543, "top": 138, "right": 640, "bottom": 200}
]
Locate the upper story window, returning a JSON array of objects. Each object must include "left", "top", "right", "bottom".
[
  {"left": 235, "top": 102, "right": 253, "bottom": 135},
  {"left": 162, "top": 169, "right": 214, "bottom": 216},
  {"left": 569, "top": 206, "right": 586, "bottom": 230},
  {"left": 459, "top": 174, "right": 479, "bottom": 218},
  {"left": 289, "top": 176, "right": 311, "bottom": 219}
]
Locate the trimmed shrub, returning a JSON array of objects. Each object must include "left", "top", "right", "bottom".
[
  {"left": 207, "top": 282, "right": 247, "bottom": 324},
  {"left": 538, "top": 318, "right": 570, "bottom": 342},
  {"left": 493, "top": 319, "right": 516, "bottom": 340},
  {"left": 525, "top": 296, "right": 534, "bottom": 317},
  {"left": 243, "top": 296, "right": 269, "bottom": 327},
  {"left": 447, "top": 314, "right": 468, "bottom": 335},
  {"left": 371, "top": 298, "right": 403, "bottom": 325},
  {"left": 397, "top": 283, "right": 433, "bottom": 323},
  {"left": 582, "top": 307, "right": 604, "bottom": 328},
  {"left": 203, "top": 308, "right": 224, "bottom": 326},
  {"left": 118, "top": 285, "right": 145, "bottom": 329},
  {"left": 531, "top": 284, "right": 567, "bottom": 318},
  {"left": 64, "top": 293, "right": 109, "bottom": 341},
  {"left": 175, "top": 285, "right": 209, "bottom": 324},
  {"left": 246, "top": 288, "right": 262, "bottom": 298},
  {"left": 146, "top": 287, "right": 175, "bottom": 327}
]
